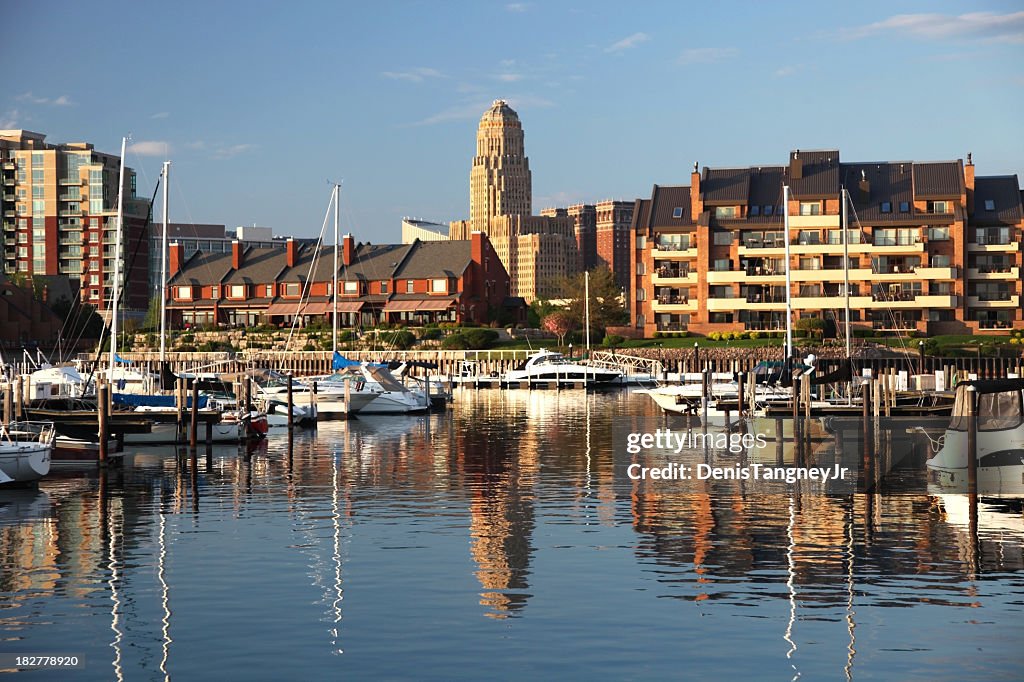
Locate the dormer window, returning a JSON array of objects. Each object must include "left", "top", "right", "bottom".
[
  {"left": 672, "top": 206, "right": 683, "bottom": 219},
  {"left": 899, "top": 201, "right": 910, "bottom": 213},
  {"left": 431, "top": 278, "right": 448, "bottom": 293},
  {"left": 176, "top": 286, "right": 192, "bottom": 300},
  {"left": 881, "top": 202, "right": 892, "bottom": 214},
  {"left": 928, "top": 200, "right": 948, "bottom": 214},
  {"left": 714, "top": 206, "right": 738, "bottom": 219},
  {"left": 343, "top": 281, "right": 358, "bottom": 295},
  {"left": 750, "top": 205, "right": 760, "bottom": 217},
  {"left": 764, "top": 205, "right": 773, "bottom": 216},
  {"left": 984, "top": 199, "right": 995, "bottom": 211}
]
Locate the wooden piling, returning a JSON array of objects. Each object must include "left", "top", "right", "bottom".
[
  {"left": 737, "top": 372, "right": 745, "bottom": 416},
  {"left": 189, "top": 379, "right": 199, "bottom": 448},
  {"left": 966, "top": 385, "right": 977, "bottom": 494},
  {"left": 97, "top": 380, "right": 109, "bottom": 466},
  {"left": 286, "top": 372, "right": 294, "bottom": 432},
  {"left": 3, "top": 382, "right": 11, "bottom": 425},
  {"left": 861, "top": 381, "right": 872, "bottom": 493},
  {"left": 13, "top": 376, "right": 22, "bottom": 420}
]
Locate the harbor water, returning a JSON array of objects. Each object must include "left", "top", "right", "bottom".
[{"left": 1, "top": 390, "right": 1022, "bottom": 679}]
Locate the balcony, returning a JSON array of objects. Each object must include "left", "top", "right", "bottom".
[
  {"left": 58, "top": 209, "right": 83, "bottom": 217},
  {"left": 2, "top": 193, "right": 14, "bottom": 201},
  {"left": 59, "top": 178, "right": 81, "bottom": 186},
  {"left": 786, "top": 214, "right": 840, "bottom": 229},
  {"left": 651, "top": 296, "right": 697, "bottom": 313},
  {"left": 2, "top": 178, "right": 14, "bottom": 186},
  {"left": 968, "top": 266, "right": 1019, "bottom": 280},
  {"left": 59, "top": 193, "right": 81, "bottom": 202},
  {"left": 968, "top": 241, "right": 1019, "bottom": 253},
  {"left": 652, "top": 268, "right": 697, "bottom": 285},
  {"left": 791, "top": 294, "right": 958, "bottom": 310},
  {"left": 59, "top": 236, "right": 83, "bottom": 245},
  {"left": 968, "top": 294, "right": 1019, "bottom": 308},
  {"left": 652, "top": 241, "right": 696, "bottom": 257}
]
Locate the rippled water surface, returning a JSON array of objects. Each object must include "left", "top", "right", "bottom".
[{"left": 1, "top": 390, "right": 1022, "bottom": 679}]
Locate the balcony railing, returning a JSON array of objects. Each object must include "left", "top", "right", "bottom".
[
  {"left": 656, "top": 323, "right": 689, "bottom": 332},
  {"left": 657, "top": 295, "right": 690, "bottom": 305},
  {"left": 977, "top": 320, "right": 1014, "bottom": 330}
]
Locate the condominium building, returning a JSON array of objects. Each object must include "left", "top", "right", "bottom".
[
  {"left": 630, "top": 150, "right": 1022, "bottom": 337},
  {"left": 401, "top": 218, "right": 449, "bottom": 243},
  {"left": 450, "top": 101, "right": 580, "bottom": 302},
  {"left": 0, "top": 130, "right": 151, "bottom": 312},
  {"left": 147, "top": 223, "right": 286, "bottom": 292}
]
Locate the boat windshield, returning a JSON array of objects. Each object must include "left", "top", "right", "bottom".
[
  {"left": 949, "top": 387, "right": 1024, "bottom": 432},
  {"left": 364, "top": 366, "right": 409, "bottom": 393}
]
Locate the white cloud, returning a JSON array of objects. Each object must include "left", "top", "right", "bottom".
[
  {"left": 506, "top": 3, "right": 528, "bottom": 12},
  {"left": 151, "top": 111, "right": 170, "bottom": 119},
  {"left": 185, "top": 140, "right": 206, "bottom": 150},
  {"left": 0, "top": 109, "right": 22, "bottom": 128},
  {"left": 212, "top": 143, "right": 255, "bottom": 160},
  {"left": 676, "top": 47, "right": 738, "bottom": 65},
  {"left": 496, "top": 73, "right": 524, "bottom": 82},
  {"left": 381, "top": 67, "right": 445, "bottom": 83},
  {"left": 127, "top": 140, "right": 171, "bottom": 157},
  {"left": 15, "top": 92, "right": 73, "bottom": 106},
  {"left": 774, "top": 65, "right": 798, "bottom": 78},
  {"left": 843, "top": 11, "right": 1024, "bottom": 43},
  {"left": 605, "top": 32, "right": 650, "bottom": 53}
]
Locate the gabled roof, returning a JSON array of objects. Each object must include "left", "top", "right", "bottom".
[
  {"left": 913, "top": 161, "right": 964, "bottom": 199},
  {"left": 167, "top": 250, "right": 233, "bottom": 287},
  {"left": 394, "top": 240, "right": 472, "bottom": 279},
  {"left": 343, "top": 243, "right": 413, "bottom": 281},
  {"left": 630, "top": 198, "right": 652, "bottom": 232},
  {"left": 973, "top": 175, "right": 1022, "bottom": 226},
  {"left": 745, "top": 166, "right": 785, "bottom": 224},
  {"left": 222, "top": 247, "right": 286, "bottom": 285}
]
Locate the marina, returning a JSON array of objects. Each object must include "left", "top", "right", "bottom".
[{"left": 0, "top": 389, "right": 1021, "bottom": 679}]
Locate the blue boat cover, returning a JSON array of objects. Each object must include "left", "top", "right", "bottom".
[{"left": 113, "top": 393, "right": 208, "bottom": 409}]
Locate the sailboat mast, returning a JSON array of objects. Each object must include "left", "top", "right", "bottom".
[
  {"left": 332, "top": 183, "right": 340, "bottom": 354},
  {"left": 584, "top": 270, "right": 591, "bottom": 353},
  {"left": 160, "top": 161, "right": 170, "bottom": 365},
  {"left": 109, "top": 136, "right": 127, "bottom": 378},
  {"left": 782, "top": 184, "right": 793, "bottom": 361},
  {"left": 842, "top": 188, "right": 852, "bottom": 360}
]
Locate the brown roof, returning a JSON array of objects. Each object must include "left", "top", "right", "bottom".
[
  {"left": 785, "top": 149, "right": 841, "bottom": 198},
  {"left": 745, "top": 166, "right": 785, "bottom": 224},
  {"left": 913, "top": 161, "right": 964, "bottom": 199},
  {"left": 702, "top": 168, "right": 749, "bottom": 205},
  {"left": 630, "top": 198, "right": 652, "bottom": 232},
  {"left": 648, "top": 185, "right": 694, "bottom": 227},
  {"left": 841, "top": 161, "right": 916, "bottom": 224},
  {"left": 393, "top": 241, "right": 472, "bottom": 279},
  {"left": 167, "top": 250, "right": 233, "bottom": 287},
  {"left": 222, "top": 247, "right": 287, "bottom": 285},
  {"left": 972, "top": 175, "right": 1022, "bottom": 226}
]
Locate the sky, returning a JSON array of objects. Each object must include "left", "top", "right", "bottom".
[{"left": 3, "top": 1, "right": 1023, "bottom": 242}]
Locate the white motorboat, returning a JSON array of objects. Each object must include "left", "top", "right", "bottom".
[
  {"left": 255, "top": 373, "right": 378, "bottom": 418},
  {"left": 338, "top": 365, "right": 429, "bottom": 415},
  {"left": 27, "top": 365, "right": 90, "bottom": 399},
  {"left": 926, "top": 378, "right": 1024, "bottom": 496},
  {"left": 502, "top": 349, "right": 621, "bottom": 385},
  {"left": 0, "top": 421, "right": 55, "bottom": 485},
  {"left": 123, "top": 407, "right": 245, "bottom": 444}
]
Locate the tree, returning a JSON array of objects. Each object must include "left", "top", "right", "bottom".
[
  {"left": 794, "top": 317, "right": 825, "bottom": 338},
  {"left": 143, "top": 295, "right": 163, "bottom": 332},
  {"left": 542, "top": 311, "right": 576, "bottom": 347},
  {"left": 557, "top": 266, "right": 628, "bottom": 339}
]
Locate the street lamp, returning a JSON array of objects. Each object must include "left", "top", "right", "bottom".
[
  {"left": 693, "top": 341, "right": 700, "bottom": 374},
  {"left": 918, "top": 340, "right": 925, "bottom": 376},
  {"left": 569, "top": 343, "right": 573, "bottom": 360}
]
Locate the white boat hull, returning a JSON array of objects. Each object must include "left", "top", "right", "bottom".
[{"left": 0, "top": 443, "right": 51, "bottom": 484}]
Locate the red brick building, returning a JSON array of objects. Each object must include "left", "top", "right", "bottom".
[{"left": 167, "top": 232, "right": 517, "bottom": 328}]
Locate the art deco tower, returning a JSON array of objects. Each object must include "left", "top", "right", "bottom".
[{"left": 470, "top": 100, "right": 532, "bottom": 233}]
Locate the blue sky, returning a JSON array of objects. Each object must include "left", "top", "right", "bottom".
[{"left": 4, "top": 1, "right": 1022, "bottom": 242}]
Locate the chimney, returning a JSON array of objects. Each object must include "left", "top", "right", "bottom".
[
  {"left": 286, "top": 238, "right": 298, "bottom": 268},
  {"left": 964, "top": 153, "right": 975, "bottom": 213},
  {"left": 858, "top": 168, "right": 871, "bottom": 201},
  {"left": 690, "top": 164, "right": 702, "bottom": 219},
  {"left": 169, "top": 241, "right": 185, "bottom": 277},
  {"left": 790, "top": 150, "right": 803, "bottom": 180},
  {"left": 471, "top": 230, "right": 484, "bottom": 264},
  {"left": 232, "top": 239, "right": 243, "bottom": 270},
  {"left": 342, "top": 233, "right": 354, "bottom": 266}
]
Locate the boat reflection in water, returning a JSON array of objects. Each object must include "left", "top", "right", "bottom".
[{"left": 0, "top": 390, "right": 1020, "bottom": 678}]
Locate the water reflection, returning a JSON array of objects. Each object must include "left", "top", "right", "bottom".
[{"left": 0, "top": 390, "right": 1020, "bottom": 678}]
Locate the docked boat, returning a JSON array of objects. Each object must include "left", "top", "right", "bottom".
[
  {"left": 326, "top": 364, "right": 429, "bottom": 414},
  {"left": 926, "top": 378, "right": 1024, "bottom": 495},
  {"left": 501, "top": 350, "right": 621, "bottom": 386},
  {"left": 0, "top": 421, "right": 56, "bottom": 486}
]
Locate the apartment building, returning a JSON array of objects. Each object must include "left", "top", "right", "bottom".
[
  {"left": 630, "top": 151, "right": 1022, "bottom": 337},
  {"left": 0, "top": 130, "right": 151, "bottom": 312}
]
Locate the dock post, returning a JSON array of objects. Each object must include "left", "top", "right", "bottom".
[
  {"left": 244, "top": 375, "right": 252, "bottom": 412},
  {"left": 966, "top": 385, "right": 977, "bottom": 494},
  {"left": 312, "top": 380, "right": 318, "bottom": 418},
  {"left": 14, "top": 375, "right": 22, "bottom": 420},
  {"left": 98, "top": 379, "right": 108, "bottom": 467},
  {"left": 3, "top": 381, "right": 10, "bottom": 425},
  {"left": 176, "top": 378, "right": 185, "bottom": 440},
  {"left": 861, "top": 381, "right": 872, "bottom": 493},
  {"left": 791, "top": 370, "right": 801, "bottom": 443},
  {"left": 737, "top": 372, "right": 745, "bottom": 416},
  {"left": 189, "top": 379, "right": 199, "bottom": 448},
  {"left": 286, "top": 372, "right": 294, "bottom": 432},
  {"left": 205, "top": 419, "right": 213, "bottom": 446}
]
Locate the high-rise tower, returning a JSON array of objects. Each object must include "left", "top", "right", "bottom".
[{"left": 470, "top": 100, "right": 532, "bottom": 232}]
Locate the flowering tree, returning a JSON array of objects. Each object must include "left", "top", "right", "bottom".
[{"left": 542, "top": 311, "right": 576, "bottom": 347}]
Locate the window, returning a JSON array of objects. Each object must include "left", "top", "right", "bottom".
[
  {"left": 637, "top": 288, "right": 645, "bottom": 301},
  {"left": 17, "top": 247, "right": 27, "bottom": 258},
  {"left": 636, "top": 262, "right": 645, "bottom": 275},
  {"left": 176, "top": 286, "right": 193, "bottom": 299},
  {"left": 799, "top": 257, "right": 820, "bottom": 271},
  {"left": 750, "top": 205, "right": 760, "bottom": 216},
  {"left": 984, "top": 199, "right": 995, "bottom": 211},
  {"left": 636, "top": 235, "right": 647, "bottom": 249},
  {"left": 713, "top": 231, "right": 733, "bottom": 246},
  {"left": 266, "top": 284, "right": 274, "bottom": 297},
  {"left": 927, "top": 226, "right": 950, "bottom": 241},
  {"left": 931, "top": 281, "right": 952, "bottom": 295},
  {"left": 931, "top": 254, "right": 951, "bottom": 267},
  {"left": 797, "top": 230, "right": 820, "bottom": 245},
  {"left": 713, "top": 259, "right": 731, "bottom": 272},
  {"left": 672, "top": 207, "right": 683, "bottom": 219},
  {"left": 899, "top": 201, "right": 910, "bottom": 213},
  {"left": 763, "top": 205, "right": 773, "bottom": 216},
  {"left": 431, "top": 278, "right": 447, "bottom": 293},
  {"left": 17, "top": 232, "right": 27, "bottom": 244},
  {"left": 714, "top": 206, "right": 738, "bottom": 219},
  {"left": 284, "top": 283, "right": 300, "bottom": 297},
  {"left": 344, "top": 281, "right": 358, "bottom": 294},
  {"left": 928, "top": 200, "right": 948, "bottom": 214},
  {"left": 380, "top": 281, "right": 388, "bottom": 294},
  {"left": 229, "top": 285, "right": 245, "bottom": 298},
  {"left": 211, "top": 285, "right": 219, "bottom": 298},
  {"left": 90, "top": 275, "right": 99, "bottom": 285},
  {"left": 799, "top": 202, "right": 821, "bottom": 216},
  {"left": 880, "top": 202, "right": 892, "bottom": 213},
  {"left": 406, "top": 279, "right": 414, "bottom": 293}
]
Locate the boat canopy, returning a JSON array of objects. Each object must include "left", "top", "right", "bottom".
[
  {"left": 364, "top": 366, "right": 410, "bottom": 393},
  {"left": 948, "top": 379, "right": 1024, "bottom": 432}
]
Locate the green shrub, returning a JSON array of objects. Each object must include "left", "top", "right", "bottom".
[
  {"left": 421, "top": 327, "right": 443, "bottom": 341},
  {"left": 603, "top": 334, "right": 625, "bottom": 347},
  {"left": 384, "top": 329, "right": 416, "bottom": 350},
  {"left": 463, "top": 328, "right": 499, "bottom": 349},
  {"left": 441, "top": 333, "right": 468, "bottom": 350},
  {"left": 748, "top": 331, "right": 761, "bottom": 340},
  {"left": 653, "top": 331, "right": 663, "bottom": 338}
]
